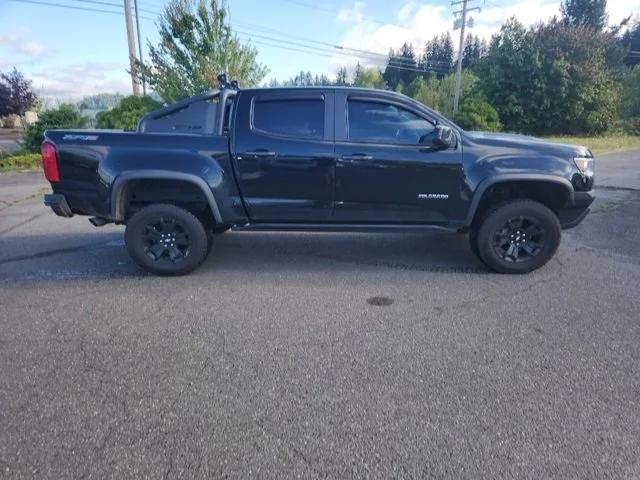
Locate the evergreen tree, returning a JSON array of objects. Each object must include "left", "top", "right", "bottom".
[
  {"left": 561, "top": 0, "right": 608, "bottom": 30},
  {"left": 335, "top": 67, "right": 350, "bottom": 86},
  {"left": 422, "top": 34, "right": 454, "bottom": 78},
  {"left": 383, "top": 43, "right": 418, "bottom": 89},
  {"left": 462, "top": 35, "right": 486, "bottom": 69},
  {"left": 620, "top": 22, "right": 640, "bottom": 67}
]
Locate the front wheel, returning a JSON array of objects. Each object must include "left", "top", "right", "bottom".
[
  {"left": 125, "top": 204, "right": 209, "bottom": 275},
  {"left": 475, "top": 200, "right": 561, "bottom": 274}
]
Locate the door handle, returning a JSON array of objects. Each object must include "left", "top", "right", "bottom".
[
  {"left": 246, "top": 149, "right": 276, "bottom": 157},
  {"left": 340, "top": 154, "right": 373, "bottom": 162}
]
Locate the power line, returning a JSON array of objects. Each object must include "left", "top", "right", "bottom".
[
  {"left": 13, "top": 0, "right": 452, "bottom": 69},
  {"left": 65, "top": 0, "right": 158, "bottom": 17},
  {"left": 238, "top": 35, "right": 452, "bottom": 75},
  {"left": 234, "top": 28, "right": 451, "bottom": 68},
  {"left": 9, "top": 0, "right": 453, "bottom": 77},
  {"left": 8, "top": 0, "right": 155, "bottom": 20},
  {"left": 279, "top": 0, "right": 335, "bottom": 14},
  {"left": 233, "top": 20, "right": 454, "bottom": 67}
]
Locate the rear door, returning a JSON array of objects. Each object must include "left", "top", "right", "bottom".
[
  {"left": 232, "top": 89, "right": 335, "bottom": 222},
  {"left": 333, "top": 92, "right": 466, "bottom": 224}
]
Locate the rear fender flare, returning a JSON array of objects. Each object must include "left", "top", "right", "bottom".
[
  {"left": 111, "top": 170, "right": 223, "bottom": 223},
  {"left": 465, "top": 174, "right": 574, "bottom": 227}
]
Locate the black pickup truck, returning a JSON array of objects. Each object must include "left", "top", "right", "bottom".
[{"left": 42, "top": 83, "right": 594, "bottom": 275}]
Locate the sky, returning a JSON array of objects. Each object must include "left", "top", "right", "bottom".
[{"left": 0, "top": 0, "right": 639, "bottom": 102}]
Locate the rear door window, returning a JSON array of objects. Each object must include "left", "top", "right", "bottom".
[{"left": 252, "top": 98, "right": 324, "bottom": 139}]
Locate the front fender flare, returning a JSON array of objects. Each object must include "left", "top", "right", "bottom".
[
  {"left": 110, "top": 170, "right": 223, "bottom": 223},
  {"left": 464, "top": 173, "right": 574, "bottom": 227}
]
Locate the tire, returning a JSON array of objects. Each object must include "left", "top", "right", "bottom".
[
  {"left": 469, "top": 229, "right": 480, "bottom": 259},
  {"left": 125, "top": 204, "right": 209, "bottom": 276},
  {"left": 475, "top": 199, "right": 561, "bottom": 274}
]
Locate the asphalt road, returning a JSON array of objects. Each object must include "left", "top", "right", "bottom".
[{"left": 1, "top": 152, "right": 639, "bottom": 479}]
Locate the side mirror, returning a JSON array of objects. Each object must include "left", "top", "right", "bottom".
[{"left": 432, "top": 125, "right": 455, "bottom": 150}]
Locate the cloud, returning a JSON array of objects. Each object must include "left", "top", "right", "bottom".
[
  {"left": 329, "top": 0, "right": 640, "bottom": 74},
  {"left": 29, "top": 62, "right": 132, "bottom": 101},
  {"left": 0, "top": 32, "right": 51, "bottom": 60},
  {"left": 336, "top": 1, "right": 367, "bottom": 24}
]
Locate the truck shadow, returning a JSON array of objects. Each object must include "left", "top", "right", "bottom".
[
  {"left": 206, "top": 231, "right": 487, "bottom": 274},
  {"left": 0, "top": 230, "right": 488, "bottom": 282}
]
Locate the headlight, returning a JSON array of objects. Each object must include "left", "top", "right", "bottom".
[{"left": 573, "top": 157, "right": 594, "bottom": 177}]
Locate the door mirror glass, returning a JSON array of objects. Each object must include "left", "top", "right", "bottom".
[{"left": 423, "top": 125, "right": 455, "bottom": 149}]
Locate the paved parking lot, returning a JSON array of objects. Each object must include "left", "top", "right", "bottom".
[{"left": 1, "top": 151, "right": 639, "bottom": 479}]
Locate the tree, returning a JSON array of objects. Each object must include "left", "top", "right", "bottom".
[
  {"left": 620, "top": 21, "right": 640, "bottom": 67},
  {"left": 335, "top": 67, "right": 350, "bottom": 86},
  {"left": 78, "top": 93, "right": 125, "bottom": 110},
  {"left": 533, "top": 19, "right": 619, "bottom": 134},
  {"left": 96, "top": 96, "right": 162, "bottom": 130},
  {"left": 383, "top": 43, "right": 418, "bottom": 90},
  {"left": 0, "top": 82, "right": 10, "bottom": 117},
  {"left": 407, "top": 70, "right": 482, "bottom": 118},
  {"left": 454, "top": 97, "right": 501, "bottom": 131},
  {"left": 462, "top": 35, "right": 486, "bottom": 69},
  {"left": 0, "top": 68, "right": 38, "bottom": 117},
  {"left": 23, "top": 105, "right": 86, "bottom": 152},
  {"left": 353, "top": 67, "right": 386, "bottom": 89},
  {"left": 479, "top": 17, "right": 619, "bottom": 134},
  {"left": 137, "top": 0, "right": 268, "bottom": 102},
  {"left": 561, "top": 0, "right": 607, "bottom": 30},
  {"left": 477, "top": 19, "right": 545, "bottom": 132},
  {"left": 422, "top": 34, "right": 454, "bottom": 78},
  {"left": 620, "top": 66, "right": 640, "bottom": 120}
]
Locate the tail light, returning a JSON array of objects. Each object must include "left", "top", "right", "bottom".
[{"left": 41, "top": 142, "right": 60, "bottom": 182}]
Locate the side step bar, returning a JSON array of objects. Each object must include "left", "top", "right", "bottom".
[{"left": 231, "top": 223, "right": 457, "bottom": 234}]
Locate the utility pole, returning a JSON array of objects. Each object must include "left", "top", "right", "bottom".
[
  {"left": 133, "top": 0, "right": 146, "bottom": 96},
  {"left": 123, "top": 0, "right": 141, "bottom": 96},
  {"left": 452, "top": 0, "right": 480, "bottom": 113}
]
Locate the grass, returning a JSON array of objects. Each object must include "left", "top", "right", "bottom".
[
  {"left": 0, "top": 152, "right": 41, "bottom": 172},
  {"left": 544, "top": 135, "right": 640, "bottom": 155}
]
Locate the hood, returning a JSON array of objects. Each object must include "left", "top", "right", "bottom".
[{"left": 465, "top": 131, "right": 592, "bottom": 158}]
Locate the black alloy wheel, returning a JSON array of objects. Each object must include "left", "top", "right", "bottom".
[
  {"left": 474, "top": 199, "right": 561, "bottom": 274},
  {"left": 142, "top": 216, "right": 191, "bottom": 263},
  {"left": 491, "top": 216, "right": 546, "bottom": 263},
  {"left": 125, "top": 204, "right": 209, "bottom": 275}
]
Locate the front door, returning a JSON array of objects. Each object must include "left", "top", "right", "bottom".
[
  {"left": 232, "top": 90, "right": 335, "bottom": 222},
  {"left": 333, "top": 94, "right": 466, "bottom": 224}
]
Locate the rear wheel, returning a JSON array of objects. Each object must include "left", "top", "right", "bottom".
[
  {"left": 469, "top": 230, "right": 480, "bottom": 259},
  {"left": 475, "top": 200, "right": 561, "bottom": 274},
  {"left": 125, "top": 204, "right": 209, "bottom": 275}
]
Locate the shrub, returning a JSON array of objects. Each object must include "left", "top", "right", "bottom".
[
  {"left": 95, "top": 95, "right": 162, "bottom": 130},
  {"left": 406, "top": 71, "right": 480, "bottom": 119},
  {"left": 23, "top": 104, "right": 86, "bottom": 152},
  {"left": 621, "top": 117, "right": 640, "bottom": 136},
  {"left": 454, "top": 97, "right": 501, "bottom": 131},
  {"left": 620, "top": 67, "right": 640, "bottom": 121},
  {"left": 0, "top": 152, "right": 41, "bottom": 171}
]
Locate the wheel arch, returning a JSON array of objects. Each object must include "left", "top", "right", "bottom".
[
  {"left": 111, "top": 170, "right": 223, "bottom": 224},
  {"left": 466, "top": 174, "right": 574, "bottom": 228}
]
